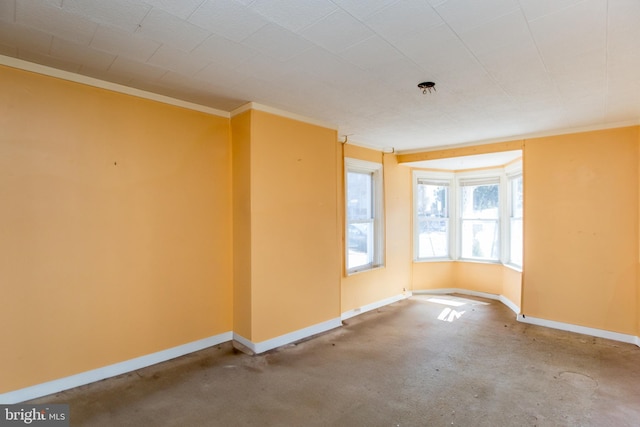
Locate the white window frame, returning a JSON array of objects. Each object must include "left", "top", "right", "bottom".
[
  {"left": 345, "top": 158, "right": 384, "bottom": 274},
  {"left": 505, "top": 160, "right": 523, "bottom": 268},
  {"left": 457, "top": 172, "right": 502, "bottom": 263},
  {"left": 413, "top": 162, "right": 522, "bottom": 266},
  {"left": 413, "top": 170, "right": 454, "bottom": 261}
]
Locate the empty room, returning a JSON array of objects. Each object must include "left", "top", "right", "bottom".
[{"left": 1, "top": 0, "right": 639, "bottom": 425}]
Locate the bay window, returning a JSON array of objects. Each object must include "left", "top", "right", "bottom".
[{"left": 414, "top": 162, "right": 522, "bottom": 266}]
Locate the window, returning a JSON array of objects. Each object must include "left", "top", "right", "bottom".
[
  {"left": 508, "top": 174, "right": 523, "bottom": 267},
  {"left": 460, "top": 179, "right": 500, "bottom": 261},
  {"left": 415, "top": 179, "right": 450, "bottom": 259},
  {"left": 345, "top": 158, "right": 384, "bottom": 273},
  {"left": 414, "top": 161, "right": 522, "bottom": 265}
]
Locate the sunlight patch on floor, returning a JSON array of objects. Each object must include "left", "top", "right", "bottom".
[
  {"left": 412, "top": 294, "right": 490, "bottom": 322},
  {"left": 437, "top": 307, "right": 466, "bottom": 322}
]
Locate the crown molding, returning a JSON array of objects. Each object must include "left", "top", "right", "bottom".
[
  {"left": 0, "top": 55, "right": 230, "bottom": 118},
  {"left": 231, "top": 102, "right": 337, "bottom": 130}
]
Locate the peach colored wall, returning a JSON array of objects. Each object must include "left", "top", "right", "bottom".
[
  {"left": 455, "top": 262, "right": 503, "bottom": 295},
  {"left": 340, "top": 145, "right": 412, "bottom": 313},
  {"left": 249, "top": 111, "right": 340, "bottom": 343},
  {"left": 412, "top": 261, "right": 519, "bottom": 308},
  {"left": 502, "top": 267, "right": 522, "bottom": 310},
  {"left": 523, "top": 127, "right": 639, "bottom": 335},
  {"left": 411, "top": 262, "right": 456, "bottom": 290},
  {"left": 0, "top": 65, "right": 233, "bottom": 393},
  {"left": 230, "top": 111, "right": 253, "bottom": 339}
]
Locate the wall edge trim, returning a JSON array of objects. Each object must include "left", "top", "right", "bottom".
[
  {"left": 234, "top": 318, "right": 343, "bottom": 355},
  {"left": 498, "top": 294, "right": 521, "bottom": 315},
  {"left": 230, "top": 102, "right": 338, "bottom": 130},
  {"left": 0, "top": 332, "right": 233, "bottom": 404},
  {"left": 517, "top": 314, "right": 639, "bottom": 347},
  {"left": 0, "top": 55, "right": 230, "bottom": 118},
  {"left": 341, "top": 292, "right": 412, "bottom": 321}
]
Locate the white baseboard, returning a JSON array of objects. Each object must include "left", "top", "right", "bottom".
[
  {"left": 3, "top": 316, "right": 344, "bottom": 403},
  {"left": 341, "top": 291, "right": 412, "bottom": 321},
  {"left": 234, "top": 317, "right": 342, "bottom": 354},
  {"left": 498, "top": 295, "right": 520, "bottom": 315},
  {"left": 414, "top": 288, "right": 640, "bottom": 347},
  {"left": 0, "top": 332, "right": 233, "bottom": 404},
  {"left": 517, "top": 314, "right": 639, "bottom": 347},
  {"left": 412, "top": 288, "right": 521, "bottom": 315}
]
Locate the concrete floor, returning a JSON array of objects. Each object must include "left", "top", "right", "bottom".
[{"left": 32, "top": 295, "right": 640, "bottom": 426}]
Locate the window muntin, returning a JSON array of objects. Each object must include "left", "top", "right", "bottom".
[
  {"left": 508, "top": 174, "right": 523, "bottom": 267},
  {"left": 345, "top": 159, "right": 384, "bottom": 274},
  {"left": 460, "top": 179, "right": 500, "bottom": 261},
  {"left": 416, "top": 180, "right": 450, "bottom": 259}
]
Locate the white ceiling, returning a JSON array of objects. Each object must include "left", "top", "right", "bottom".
[{"left": 1, "top": 0, "right": 639, "bottom": 153}]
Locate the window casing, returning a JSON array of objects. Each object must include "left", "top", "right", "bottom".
[
  {"left": 345, "top": 158, "right": 384, "bottom": 274},
  {"left": 415, "top": 178, "right": 451, "bottom": 259},
  {"left": 459, "top": 178, "right": 500, "bottom": 261}
]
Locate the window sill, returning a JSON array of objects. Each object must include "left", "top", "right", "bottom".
[
  {"left": 413, "top": 258, "right": 523, "bottom": 272},
  {"left": 504, "top": 263, "right": 522, "bottom": 273},
  {"left": 458, "top": 258, "right": 502, "bottom": 265},
  {"left": 346, "top": 264, "right": 385, "bottom": 276},
  {"left": 413, "top": 257, "right": 454, "bottom": 263}
]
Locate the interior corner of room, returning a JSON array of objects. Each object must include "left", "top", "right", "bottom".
[{"left": 1, "top": 59, "right": 640, "bottom": 403}]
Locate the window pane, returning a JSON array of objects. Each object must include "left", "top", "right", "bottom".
[
  {"left": 416, "top": 182, "right": 449, "bottom": 259},
  {"left": 417, "top": 182, "right": 448, "bottom": 217},
  {"left": 511, "top": 176, "right": 523, "bottom": 218},
  {"left": 346, "top": 167, "right": 377, "bottom": 272},
  {"left": 347, "top": 222, "right": 374, "bottom": 270},
  {"left": 461, "top": 219, "right": 499, "bottom": 260},
  {"left": 461, "top": 184, "right": 499, "bottom": 219},
  {"left": 461, "top": 182, "right": 499, "bottom": 261},
  {"left": 509, "top": 175, "right": 523, "bottom": 266},
  {"left": 510, "top": 218, "right": 523, "bottom": 266},
  {"left": 418, "top": 219, "right": 449, "bottom": 258},
  {"left": 347, "top": 172, "right": 372, "bottom": 221}
]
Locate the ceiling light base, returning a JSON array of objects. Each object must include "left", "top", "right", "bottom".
[{"left": 418, "top": 81, "right": 436, "bottom": 94}]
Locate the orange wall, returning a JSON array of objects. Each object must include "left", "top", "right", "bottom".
[
  {"left": 523, "top": 127, "right": 639, "bottom": 334},
  {"left": 0, "top": 65, "right": 233, "bottom": 393},
  {"left": 248, "top": 111, "right": 341, "bottom": 342},
  {"left": 340, "top": 145, "right": 412, "bottom": 313},
  {"left": 230, "top": 111, "right": 253, "bottom": 339},
  {"left": 412, "top": 261, "right": 521, "bottom": 308},
  {"left": 502, "top": 267, "right": 522, "bottom": 310},
  {"left": 412, "top": 262, "right": 456, "bottom": 290}
]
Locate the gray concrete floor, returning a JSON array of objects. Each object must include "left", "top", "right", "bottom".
[{"left": 32, "top": 295, "right": 640, "bottom": 426}]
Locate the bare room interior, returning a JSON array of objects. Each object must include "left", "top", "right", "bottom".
[{"left": 1, "top": 0, "right": 639, "bottom": 425}]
